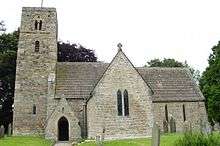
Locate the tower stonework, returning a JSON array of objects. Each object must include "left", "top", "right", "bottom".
[{"left": 13, "top": 7, "right": 57, "bottom": 135}]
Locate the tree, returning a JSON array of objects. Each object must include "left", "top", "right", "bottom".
[
  {"left": 147, "top": 58, "right": 184, "bottom": 67},
  {"left": 200, "top": 41, "right": 220, "bottom": 125},
  {"left": 0, "top": 29, "right": 19, "bottom": 125},
  {"left": 58, "top": 42, "right": 97, "bottom": 62},
  {"left": 146, "top": 58, "right": 200, "bottom": 82}
]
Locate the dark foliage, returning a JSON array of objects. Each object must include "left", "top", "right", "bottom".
[
  {"left": 146, "top": 58, "right": 200, "bottom": 83},
  {"left": 58, "top": 42, "right": 97, "bottom": 62},
  {"left": 200, "top": 41, "right": 220, "bottom": 124},
  {"left": 147, "top": 58, "right": 184, "bottom": 67},
  {"left": 0, "top": 30, "right": 19, "bottom": 125}
]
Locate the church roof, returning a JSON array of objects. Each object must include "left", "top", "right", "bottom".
[
  {"left": 137, "top": 67, "right": 204, "bottom": 102},
  {"left": 56, "top": 62, "right": 108, "bottom": 99},
  {"left": 56, "top": 62, "right": 204, "bottom": 102}
]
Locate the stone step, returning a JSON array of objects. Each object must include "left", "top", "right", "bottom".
[{"left": 54, "top": 141, "right": 73, "bottom": 146}]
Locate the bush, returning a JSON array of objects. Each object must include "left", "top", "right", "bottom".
[{"left": 175, "top": 132, "right": 220, "bottom": 146}]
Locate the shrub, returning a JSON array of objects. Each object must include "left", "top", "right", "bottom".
[{"left": 175, "top": 132, "right": 220, "bottom": 146}]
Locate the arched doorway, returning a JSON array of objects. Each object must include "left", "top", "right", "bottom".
[{"left": 58, "top": 116, "right": 69, "bottom": 141}]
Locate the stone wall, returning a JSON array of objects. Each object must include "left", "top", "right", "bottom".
[
  {"left": 13, "top": 7, "right": 57, "bottom": 135},
  {"left": 87, "top": 50, "right": 153, "bottom": 140},
  {"left": 153, "top": 101, "right": 207, "bottom": 132},
  {"left": 45, "top": 98, "right": 81, "bottom": 141},
  {"left": 67, "top": 99, "right": 86, "bottom": 138}
]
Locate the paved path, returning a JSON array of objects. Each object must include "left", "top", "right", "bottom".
[{"left": 54, "top": 141, "right": 72, "bottom": 146}]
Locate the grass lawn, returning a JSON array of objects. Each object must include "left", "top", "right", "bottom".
[
  {"left": 79, "top": 133, "right": 182, "bottom": 146},
  {"left": 0, "top": 136, "right": 54, "bottom": 146}
]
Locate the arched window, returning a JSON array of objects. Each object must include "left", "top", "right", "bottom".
[
  {"left": 124, "top": 90, "right": 129, "bottom": 116},
  {"left": 39, "top": 20, "right": 42, "bottom": 30},
  {"left": 33, "top": 104, "right": 36, "bottom": 115},
  {"left": 35, "top": 20, "right": 38, "bottom": 30},
  {"left": 165, "top": 105, "right": 168, "bottom": 121},
  {"left": 183, "top": 104, "right": 186, "bottom": 121},
  {"left": 35, "top": 41, "right": 40, "bottom": 52},
  {"left": 117, "top": 90, "right": 122, "bottom": 116}
]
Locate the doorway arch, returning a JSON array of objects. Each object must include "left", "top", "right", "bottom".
[{"left": 58, "top": 116, "right": 69, "bottom": 141}]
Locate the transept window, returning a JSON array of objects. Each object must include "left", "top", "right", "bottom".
[
  {"left": 124, "top": 90, "right": 129, "bottom": 116},
  {"left": 117, "top": 90, "right": 122, "bottom": 116},
  {"left": 117, "top": 89, "right": 129, "bottom": 116}
]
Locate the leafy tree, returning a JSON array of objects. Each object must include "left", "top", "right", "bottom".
[
  {"left": 58, "top": 42, "right": 97, "bottom": 62},
  {"left": 200, "top": 41, "right": 220, "bottom": 124},
  {"left": 0, "top": 29, "right": 19, "bottom": 125},
  {"left": 146, "top": 58, "right": 200, "bottom": 82},
  {"left": 147, "top": 58, "right": 184, "bottom": 67}
]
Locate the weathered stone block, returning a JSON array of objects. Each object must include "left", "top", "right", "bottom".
[
  {"left": 7, "top": 123, "right": 12, "bottom": 136},
  {"left": 0, "top": 125, "right": 5, "bottom": 138},
  {"left": 151, "top": 122, "right": 160, "bottom": 146},
  {"left": 163, "top": 120, "right": 168, "bottom": 133},
  {"left": 170, "top": 117, "right": 176, "bottom": 133}
]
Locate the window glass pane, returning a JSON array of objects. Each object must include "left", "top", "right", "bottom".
[
  {"left": 39, "top": 20, "right": 42, "bottom": 30},
  {"left": 33, "top": 105, "right": 36, "bottom": 115},
  {"left": 117, "top": 90, "right": 122, "bottom": 116},
  {"left": 35, "top": 20, "right": 38, "bottom": 30},
  {"left": 183, "top": 104, "right": 186, "bottom": 121},
  {"left": 124, "top": 90, "right": 129, "bottom": 116},
  {"left": 165, "top": 105, "right": 168, "bottom": 121},
  {"left": 35, "top": 41, "right": 40, "bottom": 52}
]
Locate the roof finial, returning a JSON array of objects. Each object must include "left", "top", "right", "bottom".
[{"left": 117, "top": 43, "right": 122, "bottom": 51}]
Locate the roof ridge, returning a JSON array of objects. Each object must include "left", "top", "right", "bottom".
[{"left": 137, "top": 67, "right": 188, "bottom": 70}]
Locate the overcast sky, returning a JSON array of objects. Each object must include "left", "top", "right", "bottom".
[{"left": 1, "top": 0, "right": 220, "bottom": 72}]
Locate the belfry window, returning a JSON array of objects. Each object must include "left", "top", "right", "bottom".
[
  {"left": 39, "top": 20, "right": 42, "bottom": 30},
  {"left": 34, "top": 20, "right": 43, "bottom": 30},
  {"left": 33, "top": 105, "right": 36, "bottom": 115},
  {"left": 35, "top": 20, "right": 38, "bottom": 30},
  {"left": 35, "top": 41, "right": 40, "bottom": 52},
  {"left": 117, "top": 89, "right": 129, "bottom": 116}
]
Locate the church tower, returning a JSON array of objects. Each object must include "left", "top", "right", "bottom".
[{"left": 13, "top": 7, "right": 57, "bottom": 135}]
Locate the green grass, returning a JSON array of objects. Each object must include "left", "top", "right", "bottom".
[
  {"left": 79, "top": 133, "right": 182, "bottom": 146},
  {"left": 174, "top": 132, "right": 220, "bottom": 146},
  {"left": 2, "top": 133, "right": 218, "bottom": 146},
  {"left": 0, "top": 136, "right": 54, "bottom": 146}
]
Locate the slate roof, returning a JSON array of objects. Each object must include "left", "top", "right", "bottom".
[
  {"left": 137, "top": 67, "right": 204, "bottom": 102},
  {"left": 56, "top": 62, "right": 204, "bottom": 102},
  {"left": 56, "top": 62, "right": 108, "bottom": 99}
]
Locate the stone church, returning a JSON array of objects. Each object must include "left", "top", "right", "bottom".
[{"left": 13, "top": 7, "right": 208, "bottom": 141}]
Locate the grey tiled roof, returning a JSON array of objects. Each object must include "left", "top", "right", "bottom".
[
  {"left": 137, "top": 67, "right": 204, "bottom": 102},
  {"left": 56, "top": 62, "right": 204, "bottom": 102},
  {"left": 56, "top": 62, "right": 108, "bottom": 98}
]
